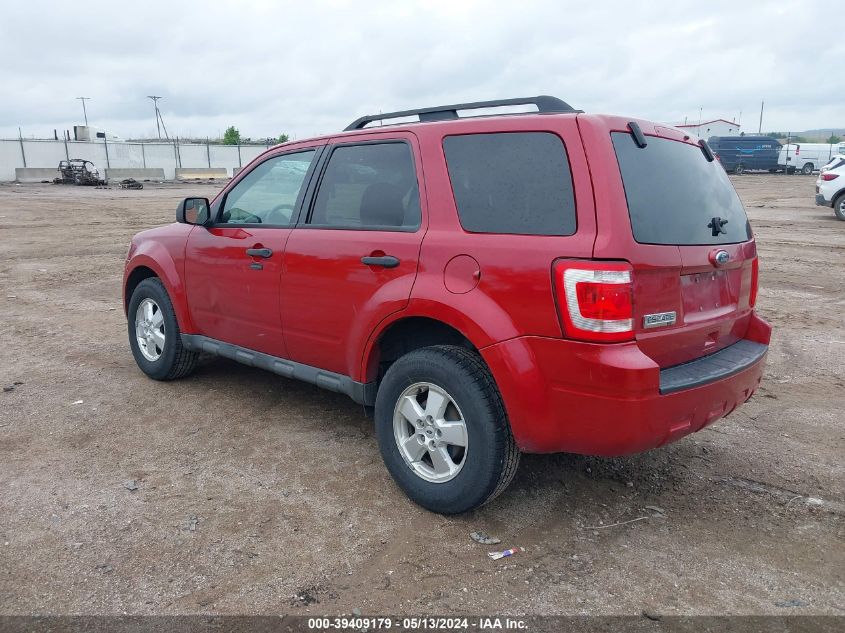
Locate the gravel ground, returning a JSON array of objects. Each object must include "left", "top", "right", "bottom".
[{"left": 0, "top": 175, "right": 842, "bottom": 616}]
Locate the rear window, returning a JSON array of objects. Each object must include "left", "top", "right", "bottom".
[
  {"left": 612, "top": 132, "right": 751, "bottom": 245},
  {"left": 443, "top": 132, "right": 576, "bottom": 236}
]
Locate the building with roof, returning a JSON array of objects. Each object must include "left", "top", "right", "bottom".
[{"left": 674, "top": 118, "right": 741, "bottom": 138}]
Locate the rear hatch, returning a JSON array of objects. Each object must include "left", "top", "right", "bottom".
[{"left": 583, "top": 117, "right": 758, "bottom": 368}]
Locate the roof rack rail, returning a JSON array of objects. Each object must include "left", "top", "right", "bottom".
[{"left": 344, "top": 95, "right": 579, "bottom": 131}]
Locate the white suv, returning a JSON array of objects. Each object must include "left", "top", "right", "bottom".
[
  {"left": 820, "top": 155, "right": 845, "bottom": 174},
  {"left": 816, "top": 163, "right": 845, "bottom": 220}
]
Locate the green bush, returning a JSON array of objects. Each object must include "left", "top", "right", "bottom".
[{"left": 223, "top": 126, "right": 241, "bottom": 145}]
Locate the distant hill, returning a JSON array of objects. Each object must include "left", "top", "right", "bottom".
[
  {"left": 791, "top": 128, "right": 844, "bottom": 142},
  {"left": 764, "top": 128, "right": 844, "bottom": 142},
  {"left": 799, "top": 128, "right": 845, "bottom": 135}
]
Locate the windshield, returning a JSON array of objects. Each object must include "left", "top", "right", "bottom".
[{"left": 612, "top": 133, "right": 751, "bottom": 245}]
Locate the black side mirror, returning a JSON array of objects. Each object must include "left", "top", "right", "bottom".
[{"left": 177, "top": 197, "right": 211, "bottom": 225}]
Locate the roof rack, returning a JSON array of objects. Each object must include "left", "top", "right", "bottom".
[{"left": 344, "top": 95, "right": 579, "bottom": 131}]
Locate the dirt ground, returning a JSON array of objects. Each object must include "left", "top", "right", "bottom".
[{"left": 0, "top": 175, "right": 843, "bottom": 617}]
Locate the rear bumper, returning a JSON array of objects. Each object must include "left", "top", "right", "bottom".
[
  {"left": 481, "top": 313, "right": 772, "bottom": 456},
  {"left": 815, "top": 193, "right": 831, "bottom": 207}
]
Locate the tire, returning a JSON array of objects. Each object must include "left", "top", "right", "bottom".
[
  {"left": 834, "top": 194, "right": 845, "bottom": 221},
  {"left": 374, "top": 345, "right": 520, "bottom": 514},
  {"left": 802, "top": 163, "right": 814, "bottom": 175},
  {"left": 127, "top": 278, "right": 199, "bottom": 380},
  {"left": 734, "top": 163, "right": 744, "bottom": 175}
]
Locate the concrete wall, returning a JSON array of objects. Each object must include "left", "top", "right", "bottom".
[
  {"left": 0, "top": 139, "right": 271, "bottom": 182},
  {"left": 15, "top": 168, "right": 60, "bottom": 183},
  {"left": 105, "top": 168, "right": 166, "bottom": 182},
  {"left": 175, "top": 168, "right": 228, "bottom": 180}
]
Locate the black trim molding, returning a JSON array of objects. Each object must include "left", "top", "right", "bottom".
[
  {"left": 659, "top": 339, "right": 767, "bottom": 395},
  {"left": 181, "top": 334, "right": 376, "bottom": 406}
]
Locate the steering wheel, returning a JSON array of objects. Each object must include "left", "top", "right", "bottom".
[
  {"left": 265, "top": 203, "right": 295, "bottom": 224},
  {"left": 223, "top": 207, "right": 262, "bottom": 224}
]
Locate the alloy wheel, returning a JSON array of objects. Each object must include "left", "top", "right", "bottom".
[
  {"left": 393, "top": 382, "right": 468, "bottom": 483},
  {"left": 135, "top": 298, "right": 165, "bottom": 362}
]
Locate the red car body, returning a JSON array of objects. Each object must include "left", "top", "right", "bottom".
[{"left": 124, "top": 109, "right": 771, "bottom": 457}]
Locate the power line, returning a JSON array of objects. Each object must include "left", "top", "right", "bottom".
[
  {"left": 76, "top": 97, "right": 91, "bottom": 126},
  {"left": 147, "top": 96, "right": 169, "bottom": 140}
]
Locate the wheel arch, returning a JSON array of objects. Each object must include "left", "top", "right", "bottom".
[
  {"left": 362, "top": 314, "right": 481, "bottom": 385},
  {"left": 124, "top": 253, "right": 195, "bottom": 333},
  {"left": 124, "top": 265, "right": 158, "bottom": 312}
]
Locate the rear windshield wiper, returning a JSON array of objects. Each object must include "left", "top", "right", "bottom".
[{"left": 708, "top": 216, "right": 728, "bottom": 236}]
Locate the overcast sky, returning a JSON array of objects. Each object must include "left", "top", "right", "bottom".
[{"left": 1, "top": 1, "right": 841, "bottom": 140}]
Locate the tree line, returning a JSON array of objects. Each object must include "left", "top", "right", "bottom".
[
  {"left": 222, "top": 126, "right": 289, "bottom": 146},
  {"left": 765, "top": 132, "right": 841, "bottom": 144}
]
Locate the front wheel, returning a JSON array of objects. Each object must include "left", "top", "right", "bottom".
[
  {"left": 802, "top": 163, "right": 814, "bottom": 175},
  {"left": 834, "top": 194, "right": 845, "bottom": 221},
  {"left": 734, "top": 163, "right": 744, "bottom": 175},
  {"left": 374, "top": 345, "right": 520, "bottom": 514},
  {"left": 127, "top": 278, "right": 198, "bottom": 380}
]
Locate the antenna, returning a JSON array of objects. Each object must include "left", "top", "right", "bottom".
[
  {"left": 147, "top": 96, "right": 170, "bottom": 140},
  {"left": 76, "top": 97, "right": 91, "bottom": 126}
]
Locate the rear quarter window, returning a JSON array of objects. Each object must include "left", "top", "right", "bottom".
[
  {"left": 612, "top": 132, "right": 752, "bottom": 245},
  {"left": 443, "top": 132, "right": 576, "bottom": 236}
]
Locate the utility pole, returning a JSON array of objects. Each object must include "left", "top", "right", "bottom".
[
  {"left": 147, "top": 96, "right": 169, "bottom": 140},
  {"left": 76, "top": 97, "right": 91, "bottom": 125},
  {"left": 758, "top": 100, "right": 764, "bottom": 134}
]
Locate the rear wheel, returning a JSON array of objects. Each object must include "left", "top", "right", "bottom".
[
  {"left": 802, "top": 163, "right": 814, "bottom": 175},
  {"left": 734, "top": 163, "right": 744, "bottom": 175},
  {"left": 128, "top": 278, "right": 198, "bottom": 380},
  {"left": 834, "top": 194, "right": 845, "bottom": 221},
  {"left": 374, "top": 345, "right": 520, "bottom": 514}
]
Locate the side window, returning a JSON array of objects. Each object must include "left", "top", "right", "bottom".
[
  {"left": 443, "top": 132, "right": 576, "bottom": 236},
  {"left": 309, "top": 142, "right": 421, "bottom": 230},
  {"left": 220, "top": 150, "right": 316, "bottom": 225}
]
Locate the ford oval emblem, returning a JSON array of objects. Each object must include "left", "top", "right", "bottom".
[{"left": 712, "top": 250, "right": 730, "bottom": 266}]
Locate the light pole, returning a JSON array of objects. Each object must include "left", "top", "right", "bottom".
[{"left": 76, "top": 97, "right": 91, "bottom": 126}]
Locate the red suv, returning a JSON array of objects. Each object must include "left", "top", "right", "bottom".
[{"left": 124, "top": 96, "right": 771, "bottom": 514}]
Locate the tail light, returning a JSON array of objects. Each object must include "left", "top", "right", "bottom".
[
  {"left": 822, "top": 173, "right": 840, "bottom": 181},
  {"left": 749, "top": 257, "right": 759, "bottom": 308},
  {"left": 553, "top": 260, "right": 634, "bottom": 342}
]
